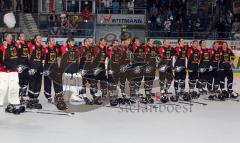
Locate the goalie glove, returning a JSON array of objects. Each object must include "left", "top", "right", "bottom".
[
  {"left": 175, "top": 66, "right": 184, "bottom": 73},
  {"left": 43, "top": 70, "right": 50, "bottom": 76},
  {"left": 17, "top": 65, "right": 27, "bottom": 73},
  {"left": 159, "top": 65, "right": 167, "bottom": 72},
  {"left": 199, "top": 68, "right": 206, "bottom": 73},
  {"left": 209, "top": 66, "right": 213, "bottom": 72},
  {"left": 28, "top": 69, "right": 37, "bottom": 76},
  {"left": 93, "top": 68, "right": 101, "bottom": 76}
]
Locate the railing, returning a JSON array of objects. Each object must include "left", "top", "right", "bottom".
[
  {"left": 37, "top": 13, "right": 95, "bottom": 38},
  {"left": 147, "top": 31, "right": 236, "bottom": 40},
  {"left": 97, "top": 8, "right": 146, "bottom": 15}
]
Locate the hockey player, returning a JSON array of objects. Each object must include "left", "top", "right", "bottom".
[
  {"left": 172, "top": 38, "right": 188, "bottom": 101},
  {"left": 78, "top": 38, "right": 95, "bottom": 104},
  {"left": 61, "top": 37, "right": 82, "bottom": 103},
  {"left": 187, "top": 40, "right": 201, "bottom": 99},
  {"left": 27, "top": 35, "right": 45, "bottom": 109},
  {"left": 197, "top": 40, "right": 213, "bottom": 95},
  {"left": 91, "top": 38, "right": 108, "bottom": 105},
  {"left": 218, "top": 42, "right": 238, "bottom": 98},
  {"left": 157, "top": 39, "right": 175, "bottom": 96},
  {"left": 43, "top": 37, "right": 67, "bottom": 110},
  {"left": 208, "top": 42, "right": 221, "bottom": 99},
  {"left": 128, "top": 37, "right": 145, "bottom": 98},
  {"left": 15, "top": 32, "right": 31, "bottom": 103},
  {"left": 118, "top": 37, "right": 135, "bottom": 104},
  {"left": 141, "top": 38, "right": 157, "bottom": 104},
  {"left": 0, "top": 34, "right": 20, "bottom": 106}
]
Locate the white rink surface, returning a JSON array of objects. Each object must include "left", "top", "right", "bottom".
[{"left": 0, "top": 77, "right": 240, "bottom": 143}]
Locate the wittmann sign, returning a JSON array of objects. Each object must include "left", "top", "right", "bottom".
[{"left": 97, "top": 14, "right": 146, "bottom": 25}]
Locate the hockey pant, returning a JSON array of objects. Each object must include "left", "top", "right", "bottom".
[
  {"left": 119, "top": 63, "right": 129, "bottom": 96},
  {"left": 0, "top": 72, "right": 20, "bottom": 106},
  {"left": 127, "top": 66, "right": 144, "bottom": 96},
  {"left": 197, "top": 69, "right": 211, "bottom": 91},
  {"left": 108, "top": 70, "right": 120, "bottom": 96},
  {"left": 159, "top": 68, "right": 173, "bottom": 91},
  {"left": 18, "top": 68, "right": 29, "bottom": 97},
  {"left": 44, "top": 75, "right": 63, "bottom": 99},
  {"left": 174, "top": 69, "right": 186, "bottom": 92},
  {"left": 28, "top": 71, "right": 42, "bottom": 99},
  {"left": 219, "top": 69, "right": 233, "bottom": 92},
  {"left": 144, "top": 63, "right": 156, "bottom": 96},
  {"left": 188, "top": 70, "right": 198, "bottom": 91},
  {"left": 62, "top": 73, "right": 80, "bottom": 97},
  {"left": 208, "top": 68, "right": 220, "bottom": 91}
]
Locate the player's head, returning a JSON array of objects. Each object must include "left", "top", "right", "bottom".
[
  {"left": 99, "top": 37, "right": 106, "bottom": 46},
  {"left": 18, "top": 32, "right": 26, "bottom": 41},
  {"left": 112, "top": 39, "right": 119, "bottom": 46},
  {"left": 83, "top": 38, "right": 90, "bottom": 47},
  {"left": 199, "top": 40, "right": 206, "bottom": 48},
  {"left": 147, "top": 38, "right": 153, "bottom": 46},
  {"left": 34, "top": 35, "right": 42, "bottom": 45},
  {"left": 123, "top": 37, "right": 131, "bottom": 46},
  {"left": 212, "top": 41, "right": 219, "bottom": 50},
  {"left": 132, "top": 37, "right": 141, "bottom": 46},
  {"left": 163, "top": 39, "right": 169, "bottom": 46},
  {"left": 5, "top": 33, "right": 13, "bottom": 44},
  {"left": 178, "top": 38, "right": 184, "bottom": 46},
  {"left": 66, "top": 37, "right": 75, "bottom": 47},
  {"left": 222, "top": 41, "right": 228, "bottom": 50},
  {"left": 192, "top": 40, "right": 198, "bottom": 48},
  {"left": 47, "top": 37, "right": 56, "bottom": 46}
]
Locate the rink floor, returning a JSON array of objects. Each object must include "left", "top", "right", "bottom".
[{"left": 0, "top": 77, "right": 240, "bottom": 143}]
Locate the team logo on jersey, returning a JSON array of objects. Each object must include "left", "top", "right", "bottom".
[
  {"left": 68, "top": 51, "right": 77, "bottom": 63},
  {"left": 34, "top": 49, "right": 41, "bottom": 61},
  {"left": 10, "top": 47, "right": 17, "bottom": 59},
  {"left": 49, "top": 52, "right": 57, "bottom": 63},
  {"left": 22, "top": 48, "right": 29, "bottom": 57},
  {"left": 203, "top": 52, "right": 210, "bottom": 61},
  {"left": 133, "top": 66, "right": 141, "bottom": 74},
  {"left": 193, "top": 53, "right": 199, "bottom": 63},
  {"left": 145, "top": 66, "right": 153, "bottom": 73},
  {"left": 223, "top": 53, "right": 230, "bottom": 62}
]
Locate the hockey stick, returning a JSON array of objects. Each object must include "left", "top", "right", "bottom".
[
  {"left": 25, "top": 109, "right": 75, "bottom": 116},
  {"left": 179, "top": 99, "right": 207, "bottom": 106}
]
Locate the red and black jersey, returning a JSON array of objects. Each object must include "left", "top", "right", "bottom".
[
  {"left": 92, "top": 45, "right": 107, "bottom": 69},
  {"left": 219, "top": 48, "right": 234, "bottom": 70},
  {"left": 79, "top": 45, "right": 94, "bottom": 70},
  {"left": 62, "top": 46, "right": 80, "bottom": 74},
  {"left": 29, "top": 43, "right": 45, "bottom": 72},
  {"left": 0, "top": 44, "right": 4, "bottom": 71},
  {"left": 1, "top": 42, "right": 18, "bottom": 71},
  {"left": 15, "top": 41, "right": 31, "bottom": 66},
  {"left": 211, "top": 48, "right": 221, "bottom": 68},
  {"left": 174, "top": 45, "right": 188, "bottom": 67},
  {"left": 44, "top": 45, "right": 59, "bottom": 70},
  {"left": 131, "top": 44, "right": 145, "bottom": 63},
  {"left": 144, "top": 45, "right": 157, "bottom": 63},
  {"left": 187, "top": 47, "right": 201, "bottom": 71},
  {"left": 199, "top": 48, "right": 212, "bottom": 68},
  {"left": 158, "top": 45, "right": 175, "bottom": 67}
]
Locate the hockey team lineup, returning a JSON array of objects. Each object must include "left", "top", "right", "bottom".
[{"left": 0, "top": 32, "right": 239, "bottom": 116}]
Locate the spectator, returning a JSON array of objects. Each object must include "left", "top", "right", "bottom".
[
  {"left": 16, "top": 0, "right": 22, "bottom": 11},
  {"left": 232, "top": 17, "right": 240, "bottom": 33},
  {"left": 178, "top": 17, "right": 184, "bottom": 36},
  {"left": 112, "top": 0, "right": 120, "bottom": 14},
  {"left": 163, "top": 17, "right": 172, "bottom": 37},
  {"left": 150, "top": 4, "right": 158, "bottom": 17},
  {"left": 50, "top": 22, "right": 60, "bottom": 35},
  {"left": 82, "top": 7, "right": 90, "bottom": 22},
  {"left": 0, "top": 0, "right": 4, "bottom": 10},
  {"left": 128, "top": 0, "right": 134, "bottom": 13},
  {"left": 194, "top": 18, "right": 201, "bottom": 32},
  {"left": 216, "top": 16, "right": 227, "bottom": 38},
  {"left": 102, "top": 0, "right": 112, "bottom": 8}
]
